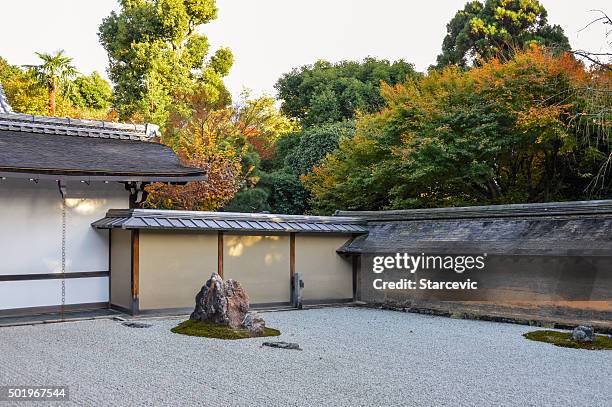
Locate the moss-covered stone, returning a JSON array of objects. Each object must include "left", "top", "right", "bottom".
[
  {"left": 171, "top": 319, "right": 281, "bottom": 340},
  {"left": 523, "top": 330, "right": 612, "bottom": 350}
]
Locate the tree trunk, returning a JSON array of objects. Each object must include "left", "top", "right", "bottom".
[{"left": 48, "top": 82, "right": 57, "bottom": 116}]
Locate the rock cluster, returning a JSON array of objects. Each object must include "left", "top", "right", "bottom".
[
  {"left": 571, "top": 325, "right": 595, "bottom": 342},
  {"left": 190, "top": 272, "right": 267, "bottom": 336}
]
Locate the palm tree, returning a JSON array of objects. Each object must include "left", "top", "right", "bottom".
[{"left": 30, "top": 50, "right": 78, "bottom": 116}]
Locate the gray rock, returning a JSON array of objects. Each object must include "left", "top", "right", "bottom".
[
  {"left": 242, "top": 313, "right": 266, "bottom": 337},
  {"left": 571, "top": 325, "right": 595, "bottom": 342},
  {"left": 122, "top": 322, "right": 152, "bottom": 329},
  {"left": 190, "top": 273, "right": 250, "bottom": 328},
  {"left": 262, "top": 341, "right": 302, "bottom": 351}
]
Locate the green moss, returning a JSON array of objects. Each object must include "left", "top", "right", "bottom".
[
  {"left": 523, "top": 330, "right": 612, "bottom": 350},
  {"left": 171, "top": 319, "right": 281, "bottom": 340}
]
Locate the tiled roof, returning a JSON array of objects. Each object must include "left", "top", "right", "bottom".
[
  {"left": 93, "top": 209, "right": 368, "bottom": 234},
  {"left": 0, "top": 128, "right": 205, "bottom": 181},
  {"left": 0, "top": 85, "right": 204, "bottom": 182},
  {"left": 337, "top": 200, "right": 612, "bottom": 256}
]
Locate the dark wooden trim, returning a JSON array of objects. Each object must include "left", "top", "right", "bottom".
[
  {"left": 109, "top": 304, "right": 133, "bottom": 315},
  {"left": 0, "top": 271, "right": 109, "bottom": 282},
  {"left": 251, "top": 301, "right": 293, "bottom": 309},
  {"left": 0, "top": 302, "right": 109, "bottom": 318},
  {"left": 218, "top": 231, "right": 224, "bottom": 278},
  {"left": 131, "top": 229, "right": 140, "bottom": 315},
  {"left": 0, "top": 170, "right": 204, "bottom": 183},
  {"left": 301, "top": 298, "right": 354, "bottom": 306},
  {"left": 134, "top": 307, "right": 194, "bottom": 316}
]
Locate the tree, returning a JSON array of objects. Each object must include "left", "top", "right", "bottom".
[
  {"left": 145, "top": 102, "right": 244, "bottom": 211},
  {"left": 69, "top": 72, "right": 113, "bottom": 110},
  {"left": 285, "top": 121, "right": 355, "bottom": 176},
  {"left": 305, "top": 47, "right": 611, "bottom": 213},
  {"left": 99, "top": 0, "right": 232, "bottom": 125},
  {"left": 275, "top": 58, "right": 419, "bottom": 126},
  {"left": 436, "top": 0, "right": 569, "bottom": 68},
  {"left": 234, "top": 94, "right": 298, "bottom": 161},
  {"left": 571, "top": 10, "right": 611, "bottom": 71},
  {"left": 0, "top": 57, "right": 48, "bottom": 115},
  {"left": 30, "top": 50, "right": 78, "bottom": 115}
]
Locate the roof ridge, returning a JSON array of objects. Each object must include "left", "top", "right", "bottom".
[
  {"left": 337, "top": 199, "right": 612, "bottom": 221},
  {"left": 116, "top": 208, "right": 367, "bottom": 224},
  {"left": 0, "top": 112, "right": 159, "bottom": 141}
]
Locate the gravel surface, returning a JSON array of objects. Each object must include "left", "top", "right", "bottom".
[{"left": 0, "top": 307, "right": 610, "bottom": 406}]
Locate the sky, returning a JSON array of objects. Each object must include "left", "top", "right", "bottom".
[{"left": 0, "top": 0, "right": 610, "bottom": 100}]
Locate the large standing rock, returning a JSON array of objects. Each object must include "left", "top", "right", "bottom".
[
  {"left": 571, "top": 325, "right": 595, "bottom": 342},
  {"left": 190, "top": 273, "right": 250, "bottom": 328}
]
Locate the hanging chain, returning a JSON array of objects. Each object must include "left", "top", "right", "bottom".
[{"left": 60, "top": 198, "right": 66, "bottom": 320}]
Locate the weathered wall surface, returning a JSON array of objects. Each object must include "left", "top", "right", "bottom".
[
  {"left": 340, "top": 202, "right": 612, "bottom": 329},
  {"left": 223, "top": 234, "right": 291, "bottom": 305},
  {"left": 359, "top": 255, "right": 612, "bottom": 327},
  {"left": 0, "top": 179, "right": 128, "bottom": 312},
  {"left": 138, "top": 231, "right": 217, "bottom": 310},
  {"left": 295, "top": 235, "right": 353, "bottom": 302}
]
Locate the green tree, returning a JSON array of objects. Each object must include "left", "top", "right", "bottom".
[
  {"left": 69, "top": 72, "right": 113, "bottom": 110},
  {"left": 223, "top": 188, "right": 270, "bottom": 213},
  {"left": 275, "top": 58, "right": 419, "bottom": 126},
  {"left": 436, "top": 0, "right": 569, "bottom": 68},
  {"left": 285, "top": 121, "right": 355, "bottom": 176},
  {"left": 30, "top": 50, "right": 78, "bottom": 115},
  {"left": 98, "top": 0, "right": 232, "bottom": 125},
  {"left": 305, "top": 47, "right": 610, "bottom": 213}
]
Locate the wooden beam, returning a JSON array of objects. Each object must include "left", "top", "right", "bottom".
[
  {"left": 131, "top": 229, "right": 140, "bottom": 314},
  {"left": 0, "top": 271, "right": 108, "bottom": 282},
  {"left": 290, "top": 232, "right": 296, "bottom": 303},
  {"left": 218, "top": 231, "right": 224, "bottom": 278}
]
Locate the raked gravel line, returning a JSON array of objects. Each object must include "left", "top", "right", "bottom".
[{"left": 0, "top": 307, "right": 610, "bottom": 407}]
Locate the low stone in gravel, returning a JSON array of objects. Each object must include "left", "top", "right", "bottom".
[
  {"left": 262, "top": 341, "right": 302, "bottom": 351},
  {"left": 243, "top": 313, "right": 266, "bottom": 337},
  {"left": 571, "top": 325, "right": 595, "bottom": 342},
  {"left": 122, "top": 322, "right": 152, "bottom": 329}
]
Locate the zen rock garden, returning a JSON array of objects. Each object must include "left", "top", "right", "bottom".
[
  {"left": 171, "top": 273, "right": 280, "bottom": 340},
  {"left": 523, "top": 324, "right": 612, "bottom": 350}
]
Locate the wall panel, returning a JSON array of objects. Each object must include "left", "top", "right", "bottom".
[
  {"left": 223, "top": 234, "right": 290, "bottom": 304},
  {"left": 295, "top": 235, "right": 353, "bottom": 301},
  {"left": 138, "top": 231, "right": 217, "bottom": 310}
]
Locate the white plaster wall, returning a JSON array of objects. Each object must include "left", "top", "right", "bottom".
[
  {"left": 0, "top": 277, "right": 109, "bottom": 309},
  {"left": 0, "top": 178, "right": 128, "bottom": 310}
]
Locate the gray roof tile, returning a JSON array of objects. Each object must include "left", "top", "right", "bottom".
[{"left": 93, "top": 209, "right": 368, "bottom": 234}]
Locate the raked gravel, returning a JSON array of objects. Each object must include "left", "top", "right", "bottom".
[{"left": 0, "top": 307, "right": 610, "bottom": 407}]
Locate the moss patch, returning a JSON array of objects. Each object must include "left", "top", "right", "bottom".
[
  {"left": 171, "top": 319, "right": 281, "bottom": 340},
  {"left": 523, "top": 330, "right": 612, "bottom": 350}
]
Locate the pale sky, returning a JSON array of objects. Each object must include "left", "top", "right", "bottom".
[{"left": 0, "top": 0, "right": 610, "bottom": 100}]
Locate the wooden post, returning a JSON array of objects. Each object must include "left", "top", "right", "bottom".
[
  {"left": 352, "top": 255, "right": 358, "bottom": 301},
  {"left": 131, "top": 229, "right": 140, "bottom": 314},
  {"left": 290, "top": 232, "right": 296, "bottom": 304},
  {"left": 218, "top": 231, "right": 224, "bottom": 278}
]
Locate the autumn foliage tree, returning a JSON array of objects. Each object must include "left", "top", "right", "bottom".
[
  {"left": 304, "top": 47, "right": 612, "bottom": 213},
  {"left": 145, "top": 93, "right": 296, "bottom": 211}
]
